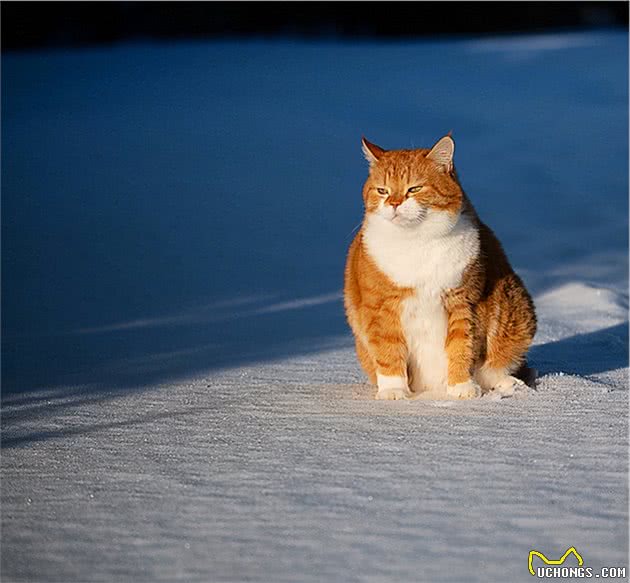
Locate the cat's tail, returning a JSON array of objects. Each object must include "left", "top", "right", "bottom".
[{"left": 515, "top": 361, "right": 538, "bottom": 388}]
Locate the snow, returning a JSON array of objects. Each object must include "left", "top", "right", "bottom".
[{"left": 2, "top": 31, "right": 628, "bottom": 581}]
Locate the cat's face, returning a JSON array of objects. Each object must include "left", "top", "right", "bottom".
[{"left": 361, "top": 136, "right": 463, "bottom": 230}]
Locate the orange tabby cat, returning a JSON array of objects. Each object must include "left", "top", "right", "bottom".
[{"left": 344, "top": 135, "right": 536, "bottom": 400}]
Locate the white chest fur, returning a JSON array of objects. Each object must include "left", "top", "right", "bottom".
[{"left": 363, "top": 211, "right": 480, "bottom": 394}]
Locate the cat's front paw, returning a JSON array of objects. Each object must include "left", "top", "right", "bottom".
[
  {"left": 376, "top": 374, "right": 411, "bottom": 400},
  {"left": 447, "top": 380, "right": 480, "bottom": 400},
  {"left": 375, "top": 386, "right": 412, "bottom": 400}
]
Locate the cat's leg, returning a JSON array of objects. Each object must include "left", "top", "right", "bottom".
[
  {"left": 477, "top": 277, "right": 537, "bottom": 396},
  {"left": 355, "top": 338, "right": 377, "bottom": 386},
  {"left": 444, "top": 301, "right": 480, "bottom": 400},
  {"left": 366, "top": 319, "right": 411, "bottom": 400}
]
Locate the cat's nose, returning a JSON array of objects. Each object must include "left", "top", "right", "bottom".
[{"left": 389, "top": 199, "right": 403, "bottom": 208}]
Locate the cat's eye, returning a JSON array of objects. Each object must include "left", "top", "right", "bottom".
[
  {"left": 407, "top": 185, "right": 423, "bottom": 195},
  {"left": 376, "top": 187, "right": 388, "bottom": 196}
]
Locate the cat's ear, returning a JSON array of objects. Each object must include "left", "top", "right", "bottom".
[
  {"left": 361, "top": 137, "right": 386, "bottom": 167},
  {"left": 426, "top": 135, "right": 455, "bottom": 173}
]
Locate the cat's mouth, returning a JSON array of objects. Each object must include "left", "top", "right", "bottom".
[
  {"left": 390, "top": 213, "right": 404, "bottom": 223},
  {"left": 389, "top": 210, "right": 425, "bottom": 226},
  {"left": 390, "top": 214, "right": 414, "bottom": 226}
]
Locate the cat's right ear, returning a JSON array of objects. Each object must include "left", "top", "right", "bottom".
[{"left": 361, "top": 137, "right": 386, "bottom": 167}]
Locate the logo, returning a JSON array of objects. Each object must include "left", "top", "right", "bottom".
[{"left": 528, "top": 547, "right": 583, "bottom": 576}]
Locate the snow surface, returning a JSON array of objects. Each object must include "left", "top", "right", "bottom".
[{"left": 2, "top": 31, "right": 628, "bottom": 582}]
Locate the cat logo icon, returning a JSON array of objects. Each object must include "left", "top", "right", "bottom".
[{"left": 528, "top": 547, "right": 584, "bottom": 576}]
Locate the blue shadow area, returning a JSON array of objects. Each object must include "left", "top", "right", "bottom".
[
  {"left": 530, "top": 322, "right": 629, "bottom": 379},
  {"left": 2, "top": 298, "right": 351, "bottom": 393}
]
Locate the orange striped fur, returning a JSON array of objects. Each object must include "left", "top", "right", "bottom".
[{"left": 344, "top": 135, "right": 536, "bottom": 399}]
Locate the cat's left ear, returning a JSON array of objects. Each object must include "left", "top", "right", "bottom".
[
  {"left": 361, "top": 137, "right": 386, "bottom": 167},
  {"left": 426, "top": 135, "right": 455, "bottom": 173}
]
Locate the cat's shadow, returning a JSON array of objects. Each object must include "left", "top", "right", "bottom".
[{"left": 528, "top": 322, "right": 628, "bottom": 378}]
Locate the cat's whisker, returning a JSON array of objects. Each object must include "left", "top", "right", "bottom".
[{"left": 346, "top": 221, "right": 363, "bottom": 239}]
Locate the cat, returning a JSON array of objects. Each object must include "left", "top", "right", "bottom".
[{"left": 344, "top": 134, "right": 537, "bottom": 400}]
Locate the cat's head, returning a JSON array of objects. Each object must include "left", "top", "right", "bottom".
[{"left": 361, "top": 135, "right": 464, "bottom": 230}]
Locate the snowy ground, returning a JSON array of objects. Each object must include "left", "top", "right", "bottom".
[{"left": 2, "top": 31, "right": 628, "bottom": 582}]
